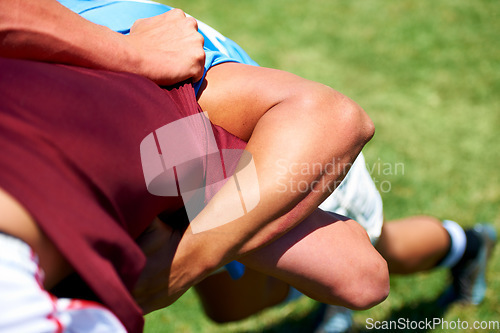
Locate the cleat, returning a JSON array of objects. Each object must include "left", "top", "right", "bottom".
[{"left": 440, "top": 224, "right": 497, "bottom": 305}]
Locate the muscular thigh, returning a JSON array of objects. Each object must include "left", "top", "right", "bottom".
[{"left": 197, "top": 62, "right": 328, "bottom": 142}]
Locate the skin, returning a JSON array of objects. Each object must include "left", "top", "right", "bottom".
[
  {"left": 0, "top": 1, "right": 205, "bottom": 85},
  {"left": 0, "top": 0, "right": 205, "bottom": 290},
  {"left": 0, "top": 188, "right": 72, "bottom": 290},
  {"left": 132, "top": 62, "right": 380, "bottom": 311},
  {"left": 194, "top": 215, "right": 452, "bottom": 323},
  {"left": 0, "top": 0, "right": 386, "bottom": 320},
  {"left": 135, "top": 211, "right": 389, "bottom": 314},
  {"left": 375, "top": 216, "right": 451, "bottom": 274}
]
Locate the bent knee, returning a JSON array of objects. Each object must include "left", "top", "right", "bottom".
[{"left": 343, "top": 254, "right": 389, "bottom": 310}]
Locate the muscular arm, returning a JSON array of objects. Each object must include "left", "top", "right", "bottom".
[
  {"left": 0, "top": 0, "right": 205, "bottom": 84},
  {"left": 1, "top": 2, "right": 378, "bottom": 312},
  {"left": 184, "top": 63, "right": 374, "bottom": 263},
  {"left": 134, "top": 63, "right": 376, "bottom": 311},
  {"left": 136, "top": 211, "right": 389, "bottom": 314}
]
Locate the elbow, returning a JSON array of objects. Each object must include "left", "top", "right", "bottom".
[
  {"left": 342, "top": 253, "right": 390, "bottom": 310},
  {"left": 309, "top": 250, "right": 389, "bottom": 310},
  {"left": 329, "top": 88, "right": 375, "bottom": 152},
  {"left": 356, "top": 105, "right": 375, "bottom": 147},
  {"left": 295, "top": 84, "right": 375, "bottom": 160},
  {"left": 320, "top": 229, "right": 390, "bottom": 310},
  {"left": 335, "top": 94, "right": 375, "bottom": 151},
  {"left": 295, "top": 219, "right": 390, "bottom": 310}
]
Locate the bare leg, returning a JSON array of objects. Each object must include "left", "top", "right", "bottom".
[
  {"left": 375, "top": 216, "right": 450, "bottom": 274},
  {"left": 195, "top": 267, "right": 289, "bottom": 323}
]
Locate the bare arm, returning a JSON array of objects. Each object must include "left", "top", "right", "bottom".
[
  {"left": 135, "top": 211, "right": 389, "bottom": 314},
  {"left": 0, "top": 0, "right": 205, "bottom": 84},
  {"left": 134, "top": 63, "right": 376, "bottom": 311}
]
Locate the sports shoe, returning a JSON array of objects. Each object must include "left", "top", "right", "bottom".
[
  {"left": 314, "top": 305, "right": 353, "bottom": 333},
  {"left": 440, "top": 224, "right": 497, "bottom": 305}
]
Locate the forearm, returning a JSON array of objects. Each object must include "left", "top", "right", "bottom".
[
  {"left": 0, "top": 0, "right": 139, "bottom": 73},
  {"left": 188, "top": 90, "right": 373, "bottom": 260},
  {"left": 0, "top": 0, "right": 205, "bottom": 84},
  {"left": 192, "top": 64, "right": 375, "bottom": 263},
  {"left": 136, "top": 66, "right": 375, "bottom": 312},
  {"left": 136, "top": 132, "right": 368, "bottom": 313},
  {"left": 169, "top": 103, "right": 373, "bottom": 294}
]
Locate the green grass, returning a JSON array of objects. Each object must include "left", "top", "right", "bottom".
[{"left": 145, "top": 0, "right": 500, "bottom": 331}]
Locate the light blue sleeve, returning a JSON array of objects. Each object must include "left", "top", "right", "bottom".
[{"left": 58, "top": 0, "right": 258, "bottom": 94}]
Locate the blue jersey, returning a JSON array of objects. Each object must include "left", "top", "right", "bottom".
[{"left": 58, "top": 0, "right": 258, "bottom": 94}]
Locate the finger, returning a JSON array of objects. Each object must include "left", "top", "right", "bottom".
[
  {"left": 168, "top": 8, "right": 186, "bottom": 19},
  {"left": 191, "top": 33, "right": 206, "bottom": 82},
  {"left": 185, "top": 16, "right": 198, "bottom": 31}
]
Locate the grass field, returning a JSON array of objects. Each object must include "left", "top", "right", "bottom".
[{"left": 145, "top": 0, "right": 499, "bottom": 331}]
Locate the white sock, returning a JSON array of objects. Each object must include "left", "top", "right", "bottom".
[{"left": 438, "top": 219, "right": 467, "bottom": 268}]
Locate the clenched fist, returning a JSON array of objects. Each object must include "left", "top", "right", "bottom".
[{"left": 127, "top": 9, "right": 205, "bottom": 86}]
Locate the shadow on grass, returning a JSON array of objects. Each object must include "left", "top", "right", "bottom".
[
  {"left": 355, "top": 295, "right": 452, "bottom": 333},
  {"left": 242, "top": 302, "right": 327, "bottom": 333},
  {"left": 228, "top": 285, "right": 459, "bottom": 333},
  {"left": 236, "top": 296, "right": 452, "bottom": 333}
]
